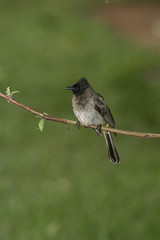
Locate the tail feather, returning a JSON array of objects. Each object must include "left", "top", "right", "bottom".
[{"left": 103, "top": 132, "right": 120, "bottom": 163}]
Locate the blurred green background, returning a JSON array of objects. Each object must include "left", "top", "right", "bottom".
[{"left": 0, "top": 0, "right": 160, "bottom": 239}]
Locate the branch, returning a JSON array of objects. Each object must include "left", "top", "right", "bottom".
[{"left": 0, "top": 92, "right": 160, "bottom": 139}]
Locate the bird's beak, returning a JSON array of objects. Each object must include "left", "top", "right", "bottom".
[{"left": 65, "top": 86, "right": 74, "bottom": 90}]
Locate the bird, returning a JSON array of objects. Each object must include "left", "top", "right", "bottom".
[{"left": 66, "top": 77, "right": 120, "bottom": 163}]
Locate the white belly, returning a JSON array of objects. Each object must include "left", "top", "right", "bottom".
[{"left": 73, "top": 103, "right": 105, "bottom": 126}]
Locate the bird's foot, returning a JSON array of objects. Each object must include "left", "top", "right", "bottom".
[
  {"left": 75, "top": 121, "right": 81, "bottom": 129},
  {"left": 96, "top": 124, "right": 102, "bottom": 134}
]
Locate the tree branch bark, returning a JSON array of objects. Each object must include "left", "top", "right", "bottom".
[{"left": 0, "top": 92, "right": 160, "bottom": 139}]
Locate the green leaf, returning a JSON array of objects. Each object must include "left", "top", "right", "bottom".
[
  {"left": 11, "top": 90, "right": 20, "bottom": 96},
  {"left": 6, "top": 87, "right": 19, "bottom": 97},
  {"left": 38, "top": 118, "right": 45, "bottom": 132},
  {"left": 6, "top": 87, "right": 11, "bottom": 96}
]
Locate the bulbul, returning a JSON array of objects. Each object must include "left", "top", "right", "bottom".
[{"left": 66, "top": 77, "right": 120, "bottom": 163}]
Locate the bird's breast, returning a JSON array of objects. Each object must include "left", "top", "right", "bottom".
[{"left": 72, "top": 95, "right": 105, "bottom": 126}]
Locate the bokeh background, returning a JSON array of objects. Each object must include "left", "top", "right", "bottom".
[{"left": 0, "top": 0, "right": 160, "bottom": 239}]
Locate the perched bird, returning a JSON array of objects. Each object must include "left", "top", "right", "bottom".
[{"left": 66, "top": 77, "right": 120, "bottom": 163}]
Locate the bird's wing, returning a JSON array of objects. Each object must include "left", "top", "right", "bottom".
[{"left": 94, "top": 93, "right": 116, "bottom": 128}]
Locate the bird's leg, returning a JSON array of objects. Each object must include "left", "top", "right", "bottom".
[
  {"left": 75, "top": 121, "right": 81, "bottom": 129},
  {"left": 96, "top": 124, "right": 102, "bottom": 134}
]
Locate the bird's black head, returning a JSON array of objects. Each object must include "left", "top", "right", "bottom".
[{"left": 66, "top": 77, "right": 90, "bottom": 94}]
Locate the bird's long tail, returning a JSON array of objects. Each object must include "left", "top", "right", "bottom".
[{"left": 103, "top": 132, "right": 120, "bottom": 163}]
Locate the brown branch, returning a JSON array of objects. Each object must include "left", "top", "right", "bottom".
[{"left": 0, "top": 92, "right": 160, "bottom": 139}]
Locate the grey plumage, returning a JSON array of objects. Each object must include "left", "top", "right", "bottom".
[{"left": 66, "top": 77, "right": 120, "bottom": 163}]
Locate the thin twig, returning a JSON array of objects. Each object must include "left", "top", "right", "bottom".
[{"left": 0, "top": 92, "right": 160, "bottom": 139}]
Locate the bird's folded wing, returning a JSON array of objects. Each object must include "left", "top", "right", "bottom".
[{"left": 94, "top": 93, "right": 116, "bottom": 128}]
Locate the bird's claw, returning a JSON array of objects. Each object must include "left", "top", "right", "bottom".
[
  {"left": 96, "top": 124, "right": 102, "bottom": 133},
  {"left": 75, "top": 121, "right": 81, "bottom": 129}
]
